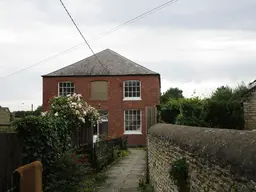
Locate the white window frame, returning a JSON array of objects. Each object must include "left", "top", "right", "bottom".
[
  {"left": 123, "top": 80, "right": 141, "bottom": 101},
  {"left": 124, "top": 109, "right": 142, "bottom": 135},
  {"left": 58, "top": 81, "right": 75, "bottom": 96}
]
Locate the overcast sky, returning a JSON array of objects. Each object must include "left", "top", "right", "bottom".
[{"left": 1, "top": 0, "right": 256, "bottom": 111}]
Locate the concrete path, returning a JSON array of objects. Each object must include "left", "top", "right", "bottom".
[{"left": 97, "top": 149, "right": 146, "bottom": 192}]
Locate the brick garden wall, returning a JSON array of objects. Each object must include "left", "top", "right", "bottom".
[
  {"left": 244, "top": 88, "right": 256, "bottom": 130},
  {"left": 147, "top": 124, "right": 256, "bottom": 192}
]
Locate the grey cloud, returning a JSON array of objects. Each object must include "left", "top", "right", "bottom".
[
  {"left": 145, "top": 60, "right": 256, "bottom": 84},
  {"left": 4, "top": 0, "right": 256, "bottom": 30},
  {"left": 1, "top": 0, "right": 256, "bottom": 110}
]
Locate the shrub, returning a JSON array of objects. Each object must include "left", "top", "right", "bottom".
[
  {"left": 14, "top": 94, "right": 101, "bottom": 191},
  {"left": 45, "top": 151, "right": 94, "bottom": 192},
  {"left": 14, "top": 115, "right": 70, "bottom": 172},
  {"left": 47, "top": 93, "right": 100, "bottom": 131},
  {"left": 203, "top": 100, "right": 244, "bottom": 129},
  {"left": 160, "top": 97, "right": 244, "bottom": 129}
]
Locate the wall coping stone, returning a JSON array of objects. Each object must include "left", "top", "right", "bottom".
[{"left": 149, "top": 123, "right": 256, "bottom": 181}]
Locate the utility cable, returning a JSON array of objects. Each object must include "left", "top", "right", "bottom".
[
  {"left": 0, "top": 0, "right": 178, "bottom": 80},
  {"left": 59, "top": 0, "right": 109, "bottom": 73}
]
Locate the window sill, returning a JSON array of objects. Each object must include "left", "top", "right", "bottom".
[
  {"left": 124, "top": 131, "right": 142, "bottom": 135},
  {"left": 123, "top": 97, "right": 142, "bottom": 101}
]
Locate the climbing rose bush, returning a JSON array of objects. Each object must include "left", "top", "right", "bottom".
[{"left": 43, "top": 93, "right": 100, "bottom": 129}]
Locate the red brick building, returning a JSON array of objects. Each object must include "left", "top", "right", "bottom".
[{"left": 42, "top": 49, "right": 160, "bottom": 146}]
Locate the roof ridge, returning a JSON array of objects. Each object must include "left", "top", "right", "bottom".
[
  {"left": 42, "top": 49, "right": 159, "bottom": 77},
  {"left": 105, "top": 49, "right": 156, "bottom": 73}
]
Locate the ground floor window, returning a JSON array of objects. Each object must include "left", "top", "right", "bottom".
[{"left": 124, "top": 109, "right": 142, "bottom": 134}]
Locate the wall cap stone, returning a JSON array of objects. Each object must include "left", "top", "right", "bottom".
[{"left": 149, "top": 123, "right": 256, "bottom": 181}]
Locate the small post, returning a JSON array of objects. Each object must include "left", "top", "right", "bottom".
[{"left": 14, "top": 161, "right": 43, "bottom": 192}]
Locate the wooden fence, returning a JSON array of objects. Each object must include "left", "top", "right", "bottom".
[
  {"left": 145, "top": 106, "right": 158, "bottom": 132},
  {"left": 78, "top": 136, "right": 127, "bottom": 171},
  {"left": 72, "top": 123, "right": 93, "bottom": 147},
  {"left": 0, "top": 133, "right": 23, "bottom": 192}
]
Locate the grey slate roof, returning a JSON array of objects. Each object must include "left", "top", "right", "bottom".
[{"left": 43, "top": 49, "right": 159, "bottom": 77}]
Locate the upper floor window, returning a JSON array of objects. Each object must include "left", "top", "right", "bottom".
[
  {"left": 58, "top": 82, "right": 75, "bottom": 96},
  {"left": 123, "top": 80, "right": 141, "bottom": 100},
  {"left": 90, "top": 81, "right": 108, "bottom": 100}
]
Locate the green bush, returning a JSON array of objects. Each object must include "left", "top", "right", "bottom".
[
  {"left": 14, "top": 115, "right": 70, "bottom": 172},
  {"left": 160, "top": 97, "right": 244, "bottom": 129},
  {"left": 203, "top": 100, "right": 244, "bottom": 129},
  {"left": 45, "top": 151, "right": 94, "bottom": 192},
  {"left": 160, "top": 84, "right": 247, "bottom": 130},
  {"left": 13, "top": 94, "right": 101, "bottom": 191}
]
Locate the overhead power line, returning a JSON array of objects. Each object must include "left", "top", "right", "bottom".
[
  {"left": 59, "top": 0, "right": 109, "bottom": 73},
  {"left": 0, "top": 0, "right": 178, "bottom": 80}
]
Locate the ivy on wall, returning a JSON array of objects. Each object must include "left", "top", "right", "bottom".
[{"left": 170, "top": 158, "right": 190, "bottom": 192}]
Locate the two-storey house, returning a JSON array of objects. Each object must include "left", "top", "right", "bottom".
[{"left": 42, "top": 49, "right": 160, "bottom": 146}]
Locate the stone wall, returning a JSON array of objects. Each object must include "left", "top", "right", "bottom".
[
  {"left": 148, "top": 124, "right": 256, "bottom": 192},
  {"left": 244, "top": 88, "right": 256, "bottom": 130}
]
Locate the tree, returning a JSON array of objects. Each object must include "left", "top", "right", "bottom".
[
  {"left": 210, "top": 86, "right": 233, "bottom": 101},
  {"left": 161, "top": 87, "right": 184, "bottom": 104},
  {"left": 210, "top": 83, "right": 248, "bottom": 102},
  {"left": 33, "top": 105, "right": 43, "bottom": 116},
  {"left": 231, "top": 83, "right": 248, "bottom": 101}
]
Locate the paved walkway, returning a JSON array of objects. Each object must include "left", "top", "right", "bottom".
[{"left": 97, "top": 149, "right": 146, "bottom": 192}]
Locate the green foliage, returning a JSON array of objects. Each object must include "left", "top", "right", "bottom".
[
  {"left": 160, "top": 84, "right": 247, "bottom": 129},
  {"left": 161, "top": 87, "right": 184, "bottom": 104},
  {"left": 161, "top": 99, "right": 180, "bottom": 124},
  {"left": 13, "top": 94, "right": 101, "bottom": 191},
  {"left": 170, "top": 158, "right": 189, "bottom": 182},
  {"left": 138, "top": 173, "right": 154, "bottom": 192},
  {"left": 210, "top": 83, "right": 248, "bottom": 102},
  {"left": 12, "top": 105, "right": 43, "bottom": 119},
  {"left": 33, "top": 105, "right": 43, "bottom": 116},
  {"left": 14, "top": 115, "right": 70, "bottom": 172},
  {"left": 48, "top": 94, "right": 99, "bottom": 129},
  {"left": 45, "top": 151, "right": 93, "bottom": 192},
  {"left": 203, "top": 100, "right": 244, "bottom": 129},
  {"left": 114, "top": 148, "right": 129, "bottom": 160},
  {"left": 0, "top": 125, "right": 15, "bottom": 132},
  {"left": 210, "top": 86, "right": 233, "bottom": 101},
  {"left": 170, "top": 158, "right": 189, "bottom": 192},
  {"left": 79, "top": 172, "right": 108, "bottom": 192}
]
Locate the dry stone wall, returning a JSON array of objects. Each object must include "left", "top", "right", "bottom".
[{"left": 148, "top": 124, "right": 256, "bottom": 192}]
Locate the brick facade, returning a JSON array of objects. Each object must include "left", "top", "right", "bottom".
[
  {"left": 243, "top": 88, "right": 256, "bottom": 130},
  {"left": 43, "top": 75, "right": 160, "bottom": 146}
]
